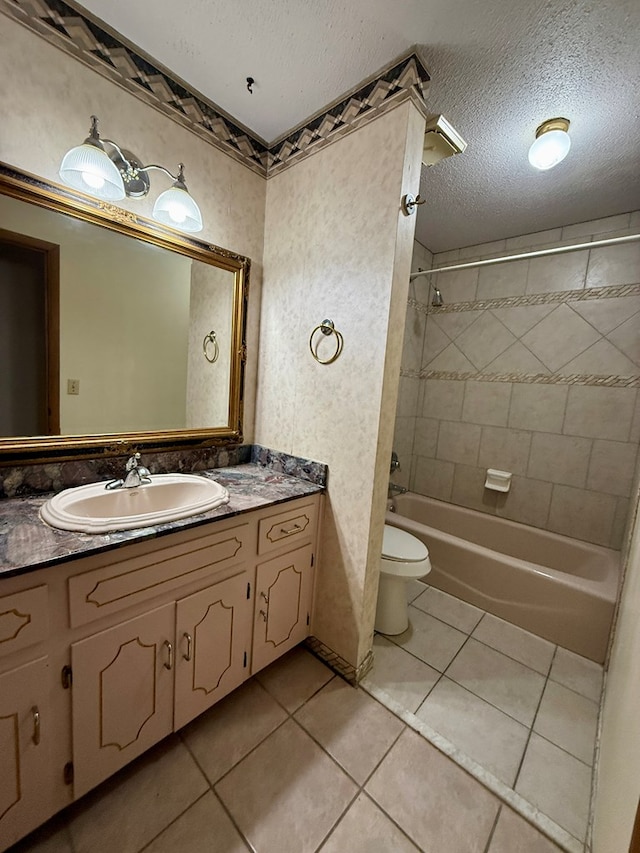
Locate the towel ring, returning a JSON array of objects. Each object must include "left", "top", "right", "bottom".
[
  {"left": 203, "top": 330, "right": 219, "bottom": 363},
  {"left": 309, "top": 319, "right": 344, "bottom": 365}
]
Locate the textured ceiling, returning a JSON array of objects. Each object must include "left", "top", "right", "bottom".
[{"left": 73, "top": 0, "right": 640, "bottom": 251}]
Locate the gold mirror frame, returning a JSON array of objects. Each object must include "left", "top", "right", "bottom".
[{"left": 0, "top": 162, "right": 249, "bottom": 464}]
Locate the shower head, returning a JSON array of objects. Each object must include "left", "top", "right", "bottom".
[{"left": 431, "top": 286, "right": 444, "bottom": 307}]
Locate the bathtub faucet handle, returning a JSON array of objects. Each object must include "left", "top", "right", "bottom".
[{"left": 390, "top": 452, "right": 401, "bottom": 474}]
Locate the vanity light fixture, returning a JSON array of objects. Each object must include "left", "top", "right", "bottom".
[
  {"left": 59, "top": 116, "right": 203, "bottom": 232},
  {"left": 528, "top": 117, "right": 571, "bottom": 171}
]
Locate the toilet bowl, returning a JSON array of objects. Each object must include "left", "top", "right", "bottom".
[{"left": 374, "top": 524, "right": 431, "bottom": 635}]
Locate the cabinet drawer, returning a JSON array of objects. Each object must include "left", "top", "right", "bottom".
[
  {"left": 0, "top": 586, "right": 48, "bottom": 659},
  {"left": 257, "top": 502, "right": 317, "bottom": 556},
  {"left": 69, "top": 522, "right": 250, "bottom": 628}
]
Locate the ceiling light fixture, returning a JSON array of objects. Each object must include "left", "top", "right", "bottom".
[
  {"left": 59, "top": 116, "right": 203, "bottom": 232},
  {"left": 528, "top": 117, "right": 571, "bottom": 171}
]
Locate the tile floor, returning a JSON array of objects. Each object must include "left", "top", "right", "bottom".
[
  {"left": 361, "top": 580, "right": 604, "bottom": 850},
  {"left": 9, "top": 642, "right": 570, "bottom": 853}
]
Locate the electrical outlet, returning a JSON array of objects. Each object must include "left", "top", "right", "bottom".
[{"left": 67, "top": 379, "right": 80, "bottom": 395}]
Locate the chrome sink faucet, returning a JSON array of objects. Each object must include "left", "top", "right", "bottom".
[{"left": 105, "top": 452, "right": 152, "bottom": 490}]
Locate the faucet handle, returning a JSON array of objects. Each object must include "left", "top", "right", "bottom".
[{"left": 126, "top": 452, "right": 141, "bottom": 471}]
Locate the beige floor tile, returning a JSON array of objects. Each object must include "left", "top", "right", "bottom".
[
  {"left": 364, "top": 634, "right": 440, "bottom": 712},
  {"left": 406, "top": 578, "right": 429, "bottom": 603},
  {"left": 319, "top": 793, "right": 420, "bottom": 852},
  {"left": 413, "top": 586, "right": 483, "bottom": 633},
  {"left": 472, "top": 614, "right": 555, "bottom": 675},
  {"left": 143, "top": 792, "right": 250, "bottom": 852},
  {"left": 181, "top": 679, "right": 287, "bottom": 783},
  {"left": 515, "top": 733, "right": 592, "bottom": 841},
  {"left": 388, "top": 605, "right": 468, "bottom": 671},
  {"left": 9, "top": 814, "right": 73, "bottom": 853},
  {"left": 68, "top": 736, "right": 208, "bottom": 853},
  {"left": 294, "top": 677, "right": 404, "bottom": 783},
  {"left": 366, "top": 728, "right": 499, "bottom": 852},
  {"left": 446, "top": 638, "right": 545, "bottom": 726},
  {"left": 415, "top": 677, "right": 529, "bottom": 785},
  {"left": 215, "top": 718, "right": 358, "bottom": 853},
  {"left": 549, "top": 647, "right": 603, "bottom": 702},
  {"left": 533, "top": 680, "right": 599, "bottom": 765},
  {"left": 255, "top": 646, "right": 334, "bottom": 712},
  {"left": 488, "top": 806, "right": 564, "bottom": 852}
]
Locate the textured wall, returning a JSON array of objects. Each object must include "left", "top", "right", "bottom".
[
  {"left": 395, "top": 213, "right": 640, "bottom": 548},
  {"left": 256, "top": 99, "right": 425, "bottom": 670},
  {"left": 0, "top": 15, "right": 266, "bottom": 441}
]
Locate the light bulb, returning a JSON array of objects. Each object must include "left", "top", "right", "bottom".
[
  {"left": 166, "top": 201, "right": 187, "bottom": 224},
  {"left": 528, "top": 118, "right": 571, "bottom": 171},
  {"left": 81, "top": 171, "right": 106, "bottom": 190}
]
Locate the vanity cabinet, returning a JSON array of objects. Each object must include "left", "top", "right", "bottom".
[
  {"left": 71, "top": 603, "right": 176, "bottom": 797},
  {"left": 174, "top": 571, "right": 253, "bottom": 730},
  {"left": 252, "top": 545, "right": 314, "bottom": 673},
  {"left": 0, "top": 658, "right": 53, "bottom": 849},
  {"left": 0, "top": 492, "right": 321, "bottom": 851}
]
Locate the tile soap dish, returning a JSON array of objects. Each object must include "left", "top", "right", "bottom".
[{"left": 484, "top": 469, "right": 512, "bottom": 492}]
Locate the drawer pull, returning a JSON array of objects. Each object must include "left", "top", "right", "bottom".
[
  {"left": 260, "top": 591, "right": 269, "bottom": 604},
  {"left": 259, "top": 609, "right": 268, "bottom": 622},
  {"left": 164, "top": 640, "right": 173, "bottom": 670},
  {"left": 31, "top": 706, "right": 40, "bottom": 746},
  {"left": 280, "top": 523, "right": 302, "bottom": 535},
  {"left": 183, "top": 632, "right": 193, "bottom": 662}
]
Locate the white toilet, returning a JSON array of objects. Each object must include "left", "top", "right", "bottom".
[{"left": 374, "top": 524, "right": 432, "bottom": 635}]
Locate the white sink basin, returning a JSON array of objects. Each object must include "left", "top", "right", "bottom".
[{"left": 40, "top": 474, "right": 230, "bottom": 533}]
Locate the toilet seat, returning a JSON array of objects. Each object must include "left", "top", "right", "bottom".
[{"left": 382, "top": 524, "right": 428, "bottom": 562}]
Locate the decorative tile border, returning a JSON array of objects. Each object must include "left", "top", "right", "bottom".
[
  {"left": 401, "top": 368, "right": 640, "bottom": 387},
  {"left": 408, "top": 282, "right": 640, "bottom": 316},
  {"left": 2, "top": 0, "right": 430, "bottom": 178},
  {"left": 305, "top": 636, "right": 373, "bottom": 685},
  {"left": 404, "top": 281, "right": 640, "bottom": 386}
]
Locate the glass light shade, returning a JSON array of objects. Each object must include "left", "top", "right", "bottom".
[
  {"left": 152, "top": 185, "right": 203, "bottom": 232},
  {"left": 59, "top": 143, "right": 126, "bottom": 200},
  {"left": 528, "top": 129, "right": 571, "bottom": 171}
]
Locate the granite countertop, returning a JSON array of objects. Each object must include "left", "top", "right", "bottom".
[{"left": 0, "top": 464, "right": 324, "bottom": 578}]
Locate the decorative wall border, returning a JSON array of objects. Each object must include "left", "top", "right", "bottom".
[
  {"left": 408, "top": 282, "right": 640, "bottom": 316},
  {"left": 267, "top": 55, "right": 430, "bottom": 177},
  {"left": 400, "top": 368, "right": 640, "bottom": 388},
  {"left": 1, "top": 0, "right": 430, "bottom": 179}
]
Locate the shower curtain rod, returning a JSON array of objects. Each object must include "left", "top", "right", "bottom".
[{"left": 409, "top": 233, "right": 640, "bottom": 279}]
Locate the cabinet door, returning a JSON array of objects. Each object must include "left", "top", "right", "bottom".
[
  {"left": 70, "top": 604, "right": 174, "bottom": 798},
  {"left": 174, "top": 572, "right": 252, "bottom": 730},
  {"left": 0, "top": 657, "right": 52, "bottom": 851},
  {"left": 252, "top": 544, "right": 314, "bottom": 673}
]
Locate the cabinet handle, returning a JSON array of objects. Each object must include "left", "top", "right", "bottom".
[
  {"left": 280, "top": 522, "right": 302, "bottom": 535},
  {"left": 183, "top": 632, "right": 193, "bottom": 662},
  {"left": 164, "top": 640, "right": 173, "bottom": 670},
  {"left": 31, "top": 706, "right": 40, "bottom": 746},
  {"left": 259, "top": 609, "right": 268, "bottom": 622},
  {"left": 260, "top": 591, "right": 269, "bottom": 604}
]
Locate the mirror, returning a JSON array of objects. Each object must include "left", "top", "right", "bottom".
[{"left": 0, "top": 162, "right": 249, "bottom": 462}]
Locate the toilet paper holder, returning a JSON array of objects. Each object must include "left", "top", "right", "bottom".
[{"left": 484, "top": 469, "right": 512, "bottom": 492}]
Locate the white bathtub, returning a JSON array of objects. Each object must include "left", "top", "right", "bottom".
[{"left": 387, "top": 493, "right": 619, "bottom": 663}]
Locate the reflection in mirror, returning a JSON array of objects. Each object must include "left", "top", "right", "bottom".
[{"left": 0, "top": 163, "right": 248, "bottom": 461}]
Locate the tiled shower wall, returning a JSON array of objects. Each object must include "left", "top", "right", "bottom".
[{"left": 393, "top": 212, "right": 640, "bottom": 549}]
